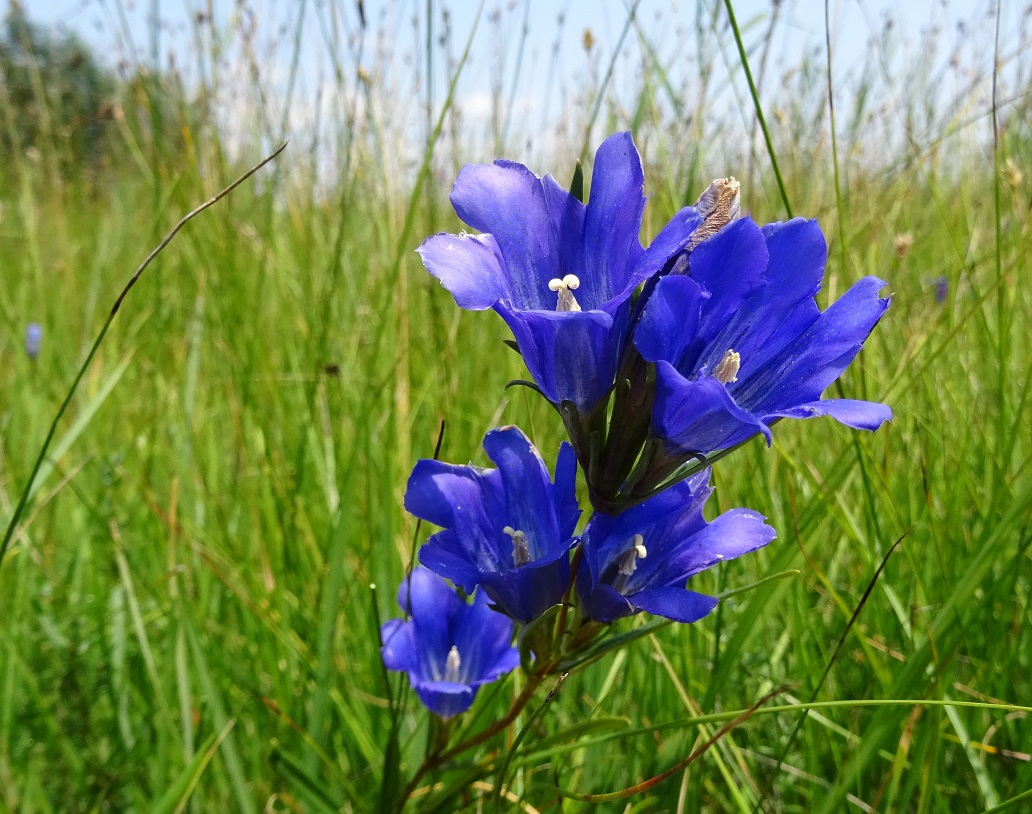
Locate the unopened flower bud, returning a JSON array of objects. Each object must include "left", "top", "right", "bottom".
[{"left": 688, "top": 177, "right": 741, "bottom": 250}]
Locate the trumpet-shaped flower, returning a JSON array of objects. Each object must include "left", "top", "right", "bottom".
[
  {"left": 405, "top": 426, "right": 580, "bottom": 623},
  {"left": 380, "top": 567, "right": 519, "bottom": 718},
  {"left": 636, "top": 217, "right": 891, "bottom": 459},
  {"left": 577, "top": 470, "right": 775, "bottom": 623},
  {"left": 417, "top": 132, "right": 702, "bottom": 414}
]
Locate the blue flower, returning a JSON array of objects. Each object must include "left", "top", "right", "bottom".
[
  {"left": 405, "top": 426, "right": 580, "bottom": 624},
  {"left": 577, "top": 470, "right": 775, "bottom": 623},
  {"left": 380, "top": 567, "right": 519, "bottom": 718},
  {"left": 25, "top": 323, "right": 42, "bottom": 359},
  {"left": 635, "top": 217, "right": 891, "bottom": 461},
  {"left": 417, "top": 132, "right": 701, "bottom": 414}
]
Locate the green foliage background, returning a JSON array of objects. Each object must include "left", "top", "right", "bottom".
[{"left": 1, "top": 1, "right": 1030, "bottom": 812}]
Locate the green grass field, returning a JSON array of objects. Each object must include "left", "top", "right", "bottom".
[{"left": 1, "top": 2, "right": 1031, "bottom": 811}]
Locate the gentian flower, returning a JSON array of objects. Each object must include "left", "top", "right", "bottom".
[
  {"left": 635, "top": 216, "right": 891, "bottom": 462},
  {"left": 417, "top": 132, "right": 702, "bottom": 416},
  {"left": 380, "top": 567, "right": 519, "bottom": 718},
  {"left": 405, "top": 426, "right": 580, "bottom": 623},
  {"left": 577, "top": 470, "right": 775, "bottom": 623},
  {"left": 24, "top": 323, "right": 42, "bottom": 359}
]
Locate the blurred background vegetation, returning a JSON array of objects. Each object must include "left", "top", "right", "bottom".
[{"left": 1, "top": 1, "right": 1031, "bottom": 812}]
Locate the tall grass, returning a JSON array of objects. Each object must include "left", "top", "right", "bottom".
[{"left": 1, "top": 1, "right": 1031, "bottom": 811}]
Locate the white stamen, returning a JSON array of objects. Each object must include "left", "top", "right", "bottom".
[
  {"left": 444, "top": 645, "right": 462, "bottom": 682},
  {"left": 547, "top": 273, "right": 582, "bottom": 312},
  {"left": 503, "top": 526, "right": 531, "bottom": 566},
  {"left": 713, "top": 349, "right": 741, "bottom": 384},
  {"left": 617, "top": 534, "right": 648, "bottom": 576}
]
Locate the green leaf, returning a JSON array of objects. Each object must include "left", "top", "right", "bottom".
[
  {"left": 569, "top": 160, "right": 584, "bottom": 202},
  {"left": 517, "top": 716, "right": 630, "bottom": 759},
  {"left": 181, "top": 611, "right": 252, "bottom": 814},
  {"left": 29, "top": 353, "right": 133, "bottom": 502},
  {"left": 556, "top": 618, "right": 671, "bottom": 673},
  {"left": 376, "top": 720, "right": 402, "bottom": 814},
  {"left": 150, "top": 724, "right": 231, "bottom": 814},
  {"left": 518, "top": 604, "right": 561, "bottom": 672},
  {"left": 272, "top": 747, "right": 342, "bottom": 814}
]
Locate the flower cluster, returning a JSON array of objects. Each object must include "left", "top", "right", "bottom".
[{"left": 380, "top": 133, "right": 890, "bottom": 719}]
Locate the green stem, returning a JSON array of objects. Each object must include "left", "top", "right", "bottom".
[
  {"left": 722, "top": 0, "right": 792, "bottom": 219},
  {"left": 824, "top": 0, "right": 848, "bottom": 276},
  {"left": 398, "top": 671, "right": 547, "bottom": 804}
]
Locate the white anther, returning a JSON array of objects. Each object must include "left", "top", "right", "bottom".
[
  {"left": 617, "top": 534, "right": 648, "bottom": 577},
  {"left": 713, "top": 349, "right": 741, "bottom": 385},
  {"left": 444, "top": 645, "right": 462, "bottom": 682},
  {"left": 547, "top": 274, "right": 582, "bottom": 312},
  {"left": 548, "top": 273, "right": 581, "bottom": 291},
  {"left": 504, "top": 526, "right": 531, "bottom": 567}
]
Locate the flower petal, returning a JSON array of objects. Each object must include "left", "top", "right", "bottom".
[
  {"left": 761, "top": 219, "right": 827, "bottom": 305},
  {"left": 732, "top": 276, "right": 890, "bottom": 414},
  {"left": 541, "top": 172, "right": 588, "bottom": 299},
  {"left": 631, "top": 205, "right": 703, "bottom": 287},
  {"left": 405, "top": 460, "right": 498, "bottom": 531},
  {"left": 653, "top": 362, "right": 771, "bottom": 455},
  {"left": 478, "top": 556, "right": 571, "bottom": 623},
  {"left": 381, "top": 572, "right": 518, "bottom": 719},
  {"left": 483, "top": 426, "right": 562, "bottom": 561},
  {"left": 576, "top": 471, "right": 769, "bottom": 625},
  {"left": 577, "top": 579, "right": 635, "bottom": 623},
  {"left": 613, "top": 480, "right": 712, "bottom": 591},
  {"left": 635, "top": 274, "right": 707, "bottom": 367},
  {"left": 418, "top": 534, "right": 484, "bottom": 593},
  {"left": 666, "top": 508, "right": 776, "bottom": 581},
  {"left": 416, "top": 232, "right": 508, "bottom": 310},
  {"left": 695, "top": 218, "right": 825, "bottom": 375},
  {"left": 553, "top": 442, "right": 581, "bottom": 540},
  {"left": 482, "top": 646, "right": 522, "bottom": 682},
  {"left": 629, "top": 587, "right": 718, "bottom": 623},
  {"left": 453, "top": 590, "right": 517, "bottom": 680},
  {"left": 688, "top": 217, "right": 769, "bottom": 341},
  {"left": 581, "top": 477, "right": 709, "bottom": 588},
  {"left": 450, "top": 160, "right": 558, "bottom": 310},
  {"left": 499, "top": 305, "right": 622, "bottom": 413},
  {"left": 583, "top": 132, "right": 646, "bottom": 303},
  {"left": 380, "top": 618, "right": 418, "bottom": 673},
  {"left": 405, "top": 460, "right": 508, "bottom": 581},
  {"left": 413, "top": 681, "right": 475, "bottom": 718},
  {"left": 772, "top": 398, "right": 892, "bottom": 430},
  {"left": 403, "top": 567, "right": 468, "bottom": 679}
]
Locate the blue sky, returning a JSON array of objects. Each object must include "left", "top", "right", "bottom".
[
  {"left": 18, "top": 0, "right": 1022, "bottom": 167},
  {"left": 24, "top": 1, "right": 1003, "bottom": 83}
]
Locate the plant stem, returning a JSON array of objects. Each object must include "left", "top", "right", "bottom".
[
  {"left": 398, "top": 668, "right": 551, "bottom": 804},
  {"left": 722, "top": 0, "right": 792, "bottom": 219}
]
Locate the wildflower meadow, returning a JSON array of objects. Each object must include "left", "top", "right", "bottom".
[{"left": 1, "top": 1, "right": 1031, "bottom": 811}]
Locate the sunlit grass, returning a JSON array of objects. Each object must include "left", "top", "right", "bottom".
[{"left": 1, "top": 1, "right": 1031, "bottom": 811}]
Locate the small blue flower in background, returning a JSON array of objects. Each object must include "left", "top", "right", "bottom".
[
  {"left": 417, "top": 132, "right": 702, "bottom": 415},
  {"left": 405, "top": 426, "right": 580, "bottom": 623},
  {"left": 380, "top": 567, "right": 519, "bottom": 718},
  {"left": 636, "top": 217, "right": 891, "bottom": 460},
  {"left": 25, "top": 323, "right": 42, "bottom": 359},
  {"left": 934, "top": 275, "right": 949, "bottom": 304},
  {"left": 576, "top": 469, "right": 775, "bottom": 623}
]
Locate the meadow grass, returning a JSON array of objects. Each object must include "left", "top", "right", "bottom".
[{"left": 1, "top": 2, "right": 1031, "bottom": 811}]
